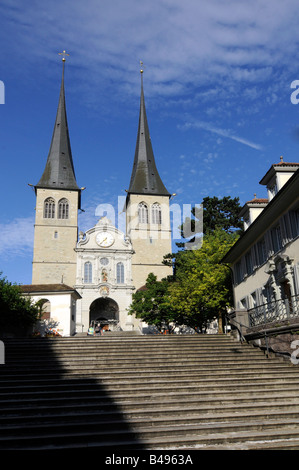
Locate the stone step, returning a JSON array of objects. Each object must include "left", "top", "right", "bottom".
[
  {"left": 0, "top": 379, "right": 299, "bottom": 400},
  {"left": 1, "top": 406, "right": 298, "bottom": 429},
  {"left": 1, "top": 335, "right": 299, "bottom": 450},
  {"left": 5, "top": 348, "right": 265, "bottom": 360},
  {"left": 1, "top": 386, "right": 299, "bottom": 408},
  {"left": 1, "top": 369, "right": 299, "bottom": 386},
  {"left": 141, "top": 426, "right": 299, "bottom": 451},
  {"left": 1, "top": 392, "right": 299, "bottom": 417},
  {"left": 4, "top": 347, "right": 268, "bottom": 357},
  {"left": 2, "top": 377, "right": 299, "bottom": 399},
  {"left": 4, "top": 358, "right": 276, "bottom": 370},
  {"left": 1, "top": 417, "right": 299, "bottom": 450}
]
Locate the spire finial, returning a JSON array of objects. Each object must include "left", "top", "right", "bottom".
[
  {"left": 140, "top": 60, "right": 144, "bottom": 74},
  {"left": 59, "top": 50, "right": 70, "bottom": 62}
]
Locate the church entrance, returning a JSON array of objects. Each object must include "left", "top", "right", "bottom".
[{"left": 89, "top": 297, "right": 119, "bottom": 330}]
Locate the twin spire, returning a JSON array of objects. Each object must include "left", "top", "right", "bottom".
[
  {"left": 127, "top": 63, "right": 170, "bottom": 197},
  {"left": 36, "top": 56, "right": 169, "bottom": 198},
  {"left": 35, "top": 52, "right": 79, "bottom": 192}
]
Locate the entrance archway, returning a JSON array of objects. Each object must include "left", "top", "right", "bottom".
[{"left": 89, "top": 297, "right": 119, "bottom": 329}]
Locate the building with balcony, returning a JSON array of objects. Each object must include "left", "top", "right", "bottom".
[{"left": 222, "top": 158, "right": 299, "bottom": 354}]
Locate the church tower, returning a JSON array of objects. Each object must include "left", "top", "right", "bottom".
[
  {"left": 126, "top": 66, "right": 172, "bottom": 289},
  {"left": 32, "top": 53, "right": 81, "bottom": 286}
]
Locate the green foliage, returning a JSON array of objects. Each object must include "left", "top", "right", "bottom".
[
  {"left": 131, "top": 230, "right": 238, "bottom": 333},
  {"left": 0, "top": 273, "right": 39, "bottom": 329},
  {"left": 177, "top": 196, "right": 243, "bottom": 248},
  {"left": 130, "top": 195, "right": 241, "bottom": 333},
  {"left": 128, "top": 273, "right": 175, "bottom": 332},
  {"left": 202, "top": 196, "right": 243, "bottom": 234},
  {"left": 168, "top": 229, "right": 238, "bottom": 332}
]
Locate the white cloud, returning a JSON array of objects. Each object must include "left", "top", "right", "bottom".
[
  {"left": 0, "top": 217, "right": 34, "bottom": 258},
  {"left": 1, "top": 0, "right": 299, "bottom": 102},
  {"left": 180, "top": 121, "right": 263, "bottom": 151}
]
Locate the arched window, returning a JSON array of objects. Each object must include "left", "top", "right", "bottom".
[
  {"left": 44, "top": 197, "right": 55, "bottom": 218},
  {"left": 152, "top": 203, "right": 162, "bottom": 224},
  {"left": 116, "top": 262, "right": 124, "bottom": 284},
  {"left": 84, "top": 261, "right": 92, "bottom": 283},
  {"left": 138, "top": 202, "right": 148, "bottom": 224},
  {"left": 58, "top": 198, "right": 69, "bottom": 219}
]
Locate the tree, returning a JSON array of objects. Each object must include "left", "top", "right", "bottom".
[
  {"left": 128, "top": 273, "right": 176, "bottom": 333},
  {"left": 202, "top": 196, "right": 243, "bottom": 234},
  {"left": 177, "top": 196, "right": 243, "bottom": 249},
  {"left": 168, "top": 229, "right": 238, "bottom": 333},
  {"left": 0, "top": 274, "right": 39, "bottom": 331}
]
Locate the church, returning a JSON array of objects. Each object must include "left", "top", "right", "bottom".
[{"left": 22, "top": 56, "right": 173, "bottom": 336}]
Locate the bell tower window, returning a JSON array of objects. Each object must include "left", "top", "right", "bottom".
[
  {"left": 44, "top": 197, "right": 55, "bottom": 218},
  {"left": 138, "top": 202, "right": 148, "bottom": 224},
  {"left": 152, "top": 203, "right": 162, "bottom": 224},
  {"left": 58, "top": 198, "right": 69, "bottom": 219}
]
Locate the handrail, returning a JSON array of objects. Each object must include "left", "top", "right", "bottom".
[
  {"left": 225, "top": 314, "right": 247, "bottom": 343},
  {"left": 248, "top": 295, "right": 299, "bottom": 327},
  {"left": 225, "top": 313, "right": 274, "bottom": 357},
  {"left": 248, "top": 294, "right": 299, "bottom": 313}
]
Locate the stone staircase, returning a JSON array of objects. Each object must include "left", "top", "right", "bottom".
[{"left": 1, "top": 334, "right": 299, "bottom": 450}]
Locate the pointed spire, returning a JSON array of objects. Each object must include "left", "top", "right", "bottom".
[
  {"left": 35, "top": 52, "right": 80, "bottom": 192},
  {"left": 127, "top": 64, "right": 170, "bottom": 197}
]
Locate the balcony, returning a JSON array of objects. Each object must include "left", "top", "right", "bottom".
[{"left": 248, "top": 295, "right": 299, "bottom": 328}]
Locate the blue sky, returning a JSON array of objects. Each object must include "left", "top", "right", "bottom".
[{"left": 1, "top": 0, "right": 299, "bottom": 285}]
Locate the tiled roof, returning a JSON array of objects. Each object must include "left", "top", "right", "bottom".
[{"left": 20, "top": 284, "right": 77, "bottom": 294}]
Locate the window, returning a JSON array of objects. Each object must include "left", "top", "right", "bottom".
[
  {"left": 256, "top": 238, "right": 267, "bottom": 265},
  {"left": 58, "top": 198, "right": 69, "bottom": 219},
  {"left": 271, "top": 225, "right": 282, "bottom": 253},
  {"left": 245, "top": 251, "right": 253, "bottom": 276},
  {"left": 268, "top": 182, "right": 278, "bottom": 200},
  {"left": 152, "top": 203, "right": 162, "bottom": 224},
  {"left": 240, "top": 297, "right": 248, "bottom": 309},
  {"left": 234, "top": 261, "right": 242, "bottom": 285},
  {"left": 138, "top": 202, "right": 148, "bottom": 224},
  {"left": 116, "top": 262, "right": 124, "bottom": 284},
  {"left": 84, "top": 261, "right": 92, "bottom": 283},
  {"left": 289, "top": 210, "right": 299, "bottom": 239},
  {"left": 44, "top": 197, "right": 55, "bottom": 218},
  {"left": 251, "top": 292, "right": 257, "bottom": 308}
]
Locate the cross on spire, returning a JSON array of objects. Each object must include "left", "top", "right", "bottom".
[{"left": 59, "top": 50, "right": 70, "bottom": 62}]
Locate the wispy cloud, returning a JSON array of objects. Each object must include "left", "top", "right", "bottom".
[
  {"left": 1, "top": 0, "right": 299, "bottom": 102},
  {"left": 0, "top": 217, "right": 34, "bottom": 258},
  {"left": 180, "top": 121, "right": 263, "bottom": 151}
]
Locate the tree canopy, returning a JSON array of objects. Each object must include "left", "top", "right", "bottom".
[
  {"left": 128, "top": 273, "right": 176, "bottom": 333},
  {"left": 129, "top": 229, "right": 238, "bottom": 333},
  {"left": 202, "top": 196, "right": 243, "bottom": 233},
  {"left": 167, "top": 229, "right": 238, "bottom": 332},
  {"left": 0, "top": 274, "right": 39, "bottom": 331},
  {"left": 130, "top": 195, "right": 242, "bottom": 333},
  {"left": 177, "top": 196, "right": 243, "bottom": 249}
]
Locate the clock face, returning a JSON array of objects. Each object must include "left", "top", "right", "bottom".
[{"left": 96, "top": 232, "right": 114, "bottom": 247}]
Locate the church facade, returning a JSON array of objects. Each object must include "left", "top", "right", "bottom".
[
  {"left": 74, "top": 217, "right": 136, "bottom": 333},
  {"left": 28, "top": 58, "right": 172, "bottom": 335}
]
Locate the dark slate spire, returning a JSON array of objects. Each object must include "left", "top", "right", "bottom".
[
  {"left": 35, "top": 54, "right": 80, "bottom": 192},
  {"left": 127, "top": 66, "right": 170, "bottom": 197}
]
